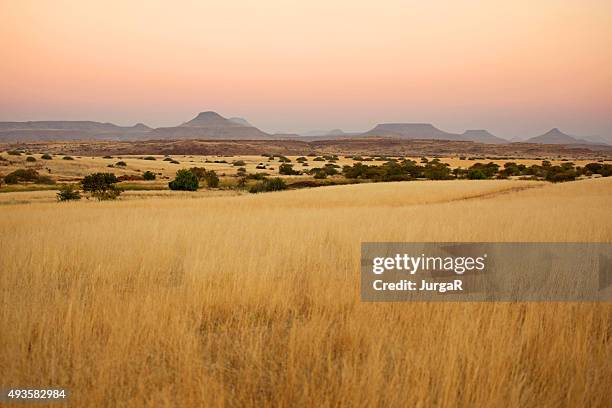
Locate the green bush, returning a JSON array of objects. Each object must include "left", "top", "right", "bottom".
[
  {"left": 41, "top": 153, "right": 52, "bottom": 160},
  {"left": 82, "top": 173, "right": 122, "bottom": 200},
  {"left": 232, "top": 160, "right": 246, "bottom": 166},
  {"left": 249, "top": 177, "right": 287, "bottom": 193},
  {"left": 143, "top": 156, "right": 156, "bottom": 160},
  {"left": 4, "top": 168, "right": 41, "bottom": 184},
  {"left": 143, "top": 171, "right": 156, "bottom": 180},
  {"left": 204, "top": 170, "right": 219, "bottom": 188},
  {"left": 115, "top": 161, "right": 127, "bottom": 167},
  {"left": 7, "top": 150, "right": 22, "bottom": 156},
  {"left": 26, "top": 156, "right": 36, "bottom": 162},
  {"left": 279, "top": 163, "right": 301, "bottom": 175},
  {"left": 62, "top": 156, "right": 74, "bottom": 160},
  {"left": 467, "top": 169, "right": 487, "bottom": 179},
  {"left": 57, "top": 184, "right": 81, "bottom": 201},
  {"left": 169, "top": 169, "right": 199, "bottom": 191}
]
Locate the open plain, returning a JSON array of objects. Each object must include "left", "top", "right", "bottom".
[{"left": 1, "top": 175, "right": 610, "bottom": 406}]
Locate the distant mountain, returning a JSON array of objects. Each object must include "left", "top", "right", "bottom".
[
  {"left": 152, "top": 111, "right": 272, "bottom": 140},
  {"left": 228, "top": 117, "right": 253, "bottom": 127},
  {"left": 360, "top": 123, "right": 464, "bottom": 141},
  {"left": 524, "top": 128, "right": 602, "bottom": 145},
  {"left": 0, "top": 120, "right": 151, "bottom": 141},
  {"left": 461, "top": 129, "right": 508, "bottom": 144}
]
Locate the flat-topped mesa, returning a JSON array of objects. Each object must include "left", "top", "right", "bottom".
[{"left": 361, "top": 123, "right": 464, "bottom": 141}]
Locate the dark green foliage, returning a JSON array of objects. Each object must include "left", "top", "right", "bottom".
[
  {"left": 233, "top": 160, "right": 246, "bottom": 166},
  {"left": 466, "top": 162, "right": 499, "bottom": 179},
  {"left": 7, "top": 150, "right": 22, "bottom": 156},
  {"left": 41, "top": 154, "right": 52, "bottom": 160},
  {"left": 249, "top": 177, "right": 287, "bottom": 193},
  {"left": 170, "top": 160, "right": 180, "bottom": 164},
  {"left": 296, "top": 156, "right": 308, "bottom": 162},
  {"left": 313, "top": 157, "right": 324, "bottom": 161},
  {"left": 313, "top": 169, "right": 327, "bottom": 179},
  {"left": 26, "top": 156, "right": 36, "bottom": 162},
  {"left": 56, "top": 184, "right": 81, "bottom": 201},
  {"left": 279, "top": 163, "right": 301, "bottom": 175},
  {"left": 63, "top": 156, "right": 74, "bottom": 160},
  {"left": 467, "top": 169, "right": 487, "bottom": 179},
  {"left": 169, "top": 169, "right": 199, "bottom": 191},
  {"left": 204, "top": 171, "right": 219, "bottom": 188},
  {"left": 82, "top": 173, "right": 122, "bottom": 200},
  {"left": 3, "top": 168, "right": 53, "bottom": 184},
  {"left": 237, "top": 167, "right": 247, "bottom": 176},
  {"left": 143, "top": 171, "right": 156, "bottom": 180},
  {"left": 115, "top": 161, "right": 127, "bottom": 166},
  {"left": 188, "top": 167, "right": 219, "bottom": 187},
  {"left": 143, "top": 156, "right": 156, "bottom": 160},
  {"left": 163, "top": 157, "right": 173, "bottom": 161}
]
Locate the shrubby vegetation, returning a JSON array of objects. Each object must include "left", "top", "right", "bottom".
[
  {"left": 3, "top": 169, "right": 54, "bottom": 184},
  {"left": 41, "top": 153, "right": 52, "bottom": 160},
  {"left": 341, "top": 160, "right": 611, "bottom": 183},
  {"left": 56, "top": 184, "right": 81, "bottom": 201},
  {"left": 169, "top": 169, "right": 199, "bottom": 191},
  {"left": 188, "top": 167, "right": 219, "bottom": 188},
  {"left": 279, "top": 163, "right": 301, "bottom": 175},
  {"left": 249, "top": 177, "right": 287, "bottom": 193},
  {"left": 142, "top": 171, "right": 156, "bottom": 180},
  {"left": 82, "top": 173, "right": 122, "bottom": 200}
]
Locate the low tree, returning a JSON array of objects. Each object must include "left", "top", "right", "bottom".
[
  {"left": 41, "top": 153, "right": 52, "bottom": 160},
  {"left": 82, "top": 172, "right": 122, "bottom": 200},
  {"left": 204, "top": 170, "right": 219, "bottom": 188},
  {"left": 142, "top": 171, "right": 156, "bottom": 180},
  {"left": 169, "top": 169, "right": 199, "bottom": 191}
]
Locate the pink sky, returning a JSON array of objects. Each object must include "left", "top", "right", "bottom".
[{"left": 1, "top": 0, "right": 611, "bottom": 140}]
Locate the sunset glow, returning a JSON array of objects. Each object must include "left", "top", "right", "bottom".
[{"left": 1, "top": 0, "right": 611, "bottom": 139}]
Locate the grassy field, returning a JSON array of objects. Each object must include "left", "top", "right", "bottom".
[
  {"left": 1, "top": 178, "right": 610, "bottom": 406},
  {"left": 0, "top": 150, "right": 602, "bottom": 185}
]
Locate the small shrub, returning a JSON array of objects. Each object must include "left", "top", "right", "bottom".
[
  {"left": 169, "top": 169, "right": 199, "bottom": 191},
  {"left": 142, "top": 171, "right": 156, "bottom": 180},
  {"left": 115, "top": 161, "right": 127, "bottom": 167},
  {"left": 103, "top": 155, "right": 113, "bottom": 159},
  {"left": 7, "top": 150, "right": 21, "bottom": 156},
  {"left": 279, "top": 163, "right": 301, "bottom": 175},
  {"left": 170, "top": 160, "right": 180, "bottom": 164},
  {"left": 63, "top": 156, "right": 74, "bottom": 160},
  {"left": 82, "top": 173, "right": 122, "bottom": 200},
  {"left": 57, "top": 184, "right": 81, "bottom": 201},
  {"left": 26, "top": 156, "right": 36, "bottom": 162},
  {"left": 143, "top": 156, "right": 156, "bottom": 160},
  {"left": 204, "top": 170, "right": 219, "bottom": 188},
  {"left": 249, "top": 177, "right": 287, "bottom": 193},
  {"left": 41, "top": 154, "right": 52, "bottom": 160},
  {"left": 163, "top": 157, "right": 173, "bottom": 161},
  {"left": 233, "top": 160, "right": 246, "bottom": 166}
]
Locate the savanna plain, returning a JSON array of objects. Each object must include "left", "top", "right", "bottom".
[{"left": 1, "top": 174, "right": 611, "bottom": 406}]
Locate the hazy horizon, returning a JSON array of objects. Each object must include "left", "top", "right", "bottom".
[{"left": 1, "top": 0, "right": 611, "bottom": 141}]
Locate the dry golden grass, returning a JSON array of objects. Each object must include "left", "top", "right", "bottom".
[{"left": 1, "top": 178, "right": 611, "bottom": 407}]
